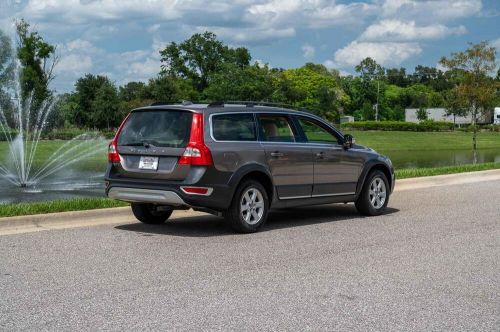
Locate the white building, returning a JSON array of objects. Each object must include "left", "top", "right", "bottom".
[
  {"left": 494, "top": 107, "right": 500, "bottom": 125},
  {"left": 405, "top": 108, "right": 491, "bottom": 124}
]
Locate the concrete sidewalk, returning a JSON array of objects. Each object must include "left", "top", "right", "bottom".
[
  {"left": 395, "top": 168, "right": 500, "bottom": 191},
  {"left": 1, "top": 169, "right": 499, "bottom": 236}
]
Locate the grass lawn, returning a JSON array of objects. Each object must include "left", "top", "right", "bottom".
[
  {"left": 0, "top": 139, "right": 108, "bottom": 172},
  {"left": 347, "top": 131, "right": 500, "bottom": 152},
  {"left": 395, "top": 162, "right": 500, "bottom": 179},
  {"left": 0, "top": 197, "right": 127, "bottom": 218}
]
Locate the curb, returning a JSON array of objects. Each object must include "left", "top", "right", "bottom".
[
  {"left": 395, "top": 169, "right": 500, "bottom": 191},
  {"left": 0, "top": 206, "right": 204, "bottom": 236}
]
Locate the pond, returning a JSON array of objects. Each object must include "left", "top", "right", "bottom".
[
  {"left": 1, "top": 147, "right": 499, "bottom": 204},
  {"left": 381, "top": 148, "right": 500, "bottom": 169}
]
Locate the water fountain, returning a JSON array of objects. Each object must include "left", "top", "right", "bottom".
[{"left": 0, "top": 66, "right": 108, "bottom": 203}]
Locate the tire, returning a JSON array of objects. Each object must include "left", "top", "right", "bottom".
[
  {"left": 355, "top": 170, "right": 390, "bottom": 216},
  {"left": 131, "top": 203, "right": 173, "bottom": 224},
  {"left": 224, "top": 180, "right": 269, "bottom": 233}
]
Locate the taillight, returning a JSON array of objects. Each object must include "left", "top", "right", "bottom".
[
  {"left": 108, "top": 113, "right": 130, "bottom": 163},
  {"left": 178, "top": 113, "right": 213, "bottom": 166},
  {"left": 108, "top": 140, "right": 120, "bottom": 162}
]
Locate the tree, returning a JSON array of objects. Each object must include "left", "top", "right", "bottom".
[
  {"left": 355, "top": 57, "right": 385, "bottom": 121},
  {"left": 0, "top": 30, "right": 14, "bottom": 89},
  {"left": 384, "top": 85, "right": 407, "bottom": 121},
  {"left": 273, "top": 63, "right": 345, "bottom": 121},
  {"left": 145, "top": 75, "right": 199, "bottom": 102},
  {"left": 92, "top": 82, "right": 120, "bottom": 129},
  {"left": 416, "top": 108, "right": 429, "bottom": 121},
  {"left": 355, "top": 57, "right": 384, "bottom": 79},
  {"left": 440, "top": 41, "right": 498, "bottom": 162},
  {"left": 16, "top": 19, "right": 58, "bottom": 106},
  {"left": 409, "top": 65, "right": 453, "bottom": 91},
  {"left": 48, "top": 93, "right": 78, "bottom": 129},
  {"left": 405, "top": 84, "right": 431, "bottom": 109},
  {"left": 160, "top": 31, "right": 251, "bottom": 91},
  {"left": 443, "top": 89, "right": 468, "bottom": 127},
  {"left": 0, "top": 30, "right": 16, "bottom": 128},
  {"left": 386, "top": 68, "right": 408, "bottom": 87},
  {"left": 119, "top": 81, "right": 147, "bottom": 102},
  {"left": 73, "top": 74, "right": 119, "bottom": 128},
  {"left": 203, "top": 63, "right": 274, "bottom": 102}
]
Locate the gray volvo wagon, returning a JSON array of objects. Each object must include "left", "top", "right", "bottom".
[{"left": 105, "top": 102, "right": 395, "bottom": 233}]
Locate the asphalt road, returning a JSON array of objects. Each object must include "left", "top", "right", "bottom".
[{"left": 1, "top": 180, "right": 499, "bottom": 331}]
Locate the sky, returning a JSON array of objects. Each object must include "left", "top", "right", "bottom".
[{"left": 0, "top": 0, "right": 499, "bottom": 93}]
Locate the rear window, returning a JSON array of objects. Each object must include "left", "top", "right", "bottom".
[
  {"left": 118, "top": 110, "right": 192, "bottom": 148},
  {"left": 212, "top": 114, "right": 257, "bottom": 141}
]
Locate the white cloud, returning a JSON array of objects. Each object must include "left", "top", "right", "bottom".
[
  {"left": 124, "top": 57, "right": 160, "bottom": 82},
  {"left": 327, "top": 0, "right": 479, "bottom": 70},
  {"left": 381, "top": 0, "right": 482, "bottom": 22},
  {"left": 334, "top": 41, "right": 422, "bottom": 67},
  {"left": 306, "top": 1, "right": 378, "bottom": 27},
  {"left": 65, "top": 38, "right": 100, "bottom": 53},
  {"left": 491, "top": 38, "right": 500, "bottom": 50},
  {"left": 359, "top": 20, "right": 467, "bottom": 42},
  {"left": 302, "top": 44, "right": 315, "bottom": 59},
  {"left": 201, "top": 26, "right": 296, "bottom": 43},
  {"left": 55, "top": 54, "right": 93, "bottom": 74},
  {"left": 2, "top": 0, "right": 487, "bottom": 90},
  {"left": 147, "top": 24, "right": 161, "bottom": 34},
  {"left": 245, "top": 0, "right": 377, "bottom": 30},
  {"left": 22, "top": 0, "right": 181, "bottom": 24}
]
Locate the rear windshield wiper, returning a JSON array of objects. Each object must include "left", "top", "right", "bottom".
[
  {"left": 120, "top": 140, "right": 161, "bottom": 147},
  {"left": 120, "top": 142, "right": 145, "bottom": 147}
]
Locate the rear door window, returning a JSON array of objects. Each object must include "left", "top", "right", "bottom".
[
  {"left": 118, "top": 110, "right": 192, "bottom": 148},
  {"left": 211, "top": 113, "right": 257, "bottom": 141},
  {"left": 257, "top": 115, "right": 297, "bottom": 142}
]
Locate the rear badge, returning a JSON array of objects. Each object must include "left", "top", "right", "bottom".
[{"left": 139, "top": 156, "right": 159, "bottom": 170}]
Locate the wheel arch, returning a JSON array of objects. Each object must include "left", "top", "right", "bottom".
[
  {"left": 227, "top": 164, "right": 274, "bottom": 207},
  {"left": 356, "top": 161, "right": 393, "bottom": 197}
]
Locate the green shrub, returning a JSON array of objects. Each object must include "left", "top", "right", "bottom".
[
  {"left": 456, "top": 124, "right": 500, "bottom": 132},
  {"left": 42, "top": 129, "right": 116, "bottom": 140},
  {"left": 0, "top": 128, "right": 116, "bottom": 141},
  {"left": 340, "top": 121, "right": 454, "bottom": 132},
  {"left": 0, "top": 129, "right": 18, "bottom": 141}
]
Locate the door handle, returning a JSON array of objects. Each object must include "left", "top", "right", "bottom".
[
  {"left": 316, "top": 151, "right": 325, "bottom": 159},
  {"left": 270, "top": 151, "right": 284, "bottom": 158}
]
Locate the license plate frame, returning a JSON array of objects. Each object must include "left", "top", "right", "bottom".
[{"left": 138, "top": 156, "right": 159, "bottom": 170}]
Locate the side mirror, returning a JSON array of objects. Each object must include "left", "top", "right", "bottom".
[{"left": 343, "top": 134, "right": 354, "bottom": 149}]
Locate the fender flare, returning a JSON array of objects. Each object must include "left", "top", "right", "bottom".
[
  {"left": 356, "top": 161, "right": 393, "bottom": 198},
  {"left": 227, "top": 163, "right": 275, "bottom": 200}
]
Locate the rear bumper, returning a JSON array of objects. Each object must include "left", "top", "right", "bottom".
[
  {"left": 107, "top": 187, "right": 187, "bottom": 205},
  {"left": 105, "top": 164, "right": 234, "bottom": 211}
]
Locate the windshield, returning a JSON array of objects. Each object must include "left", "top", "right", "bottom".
[{"left": 117, "top": 110, "right": 192, "bottom": 148}]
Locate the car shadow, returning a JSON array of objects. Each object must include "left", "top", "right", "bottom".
[{"left": 115, "top": 204, "right": 400, "bottom": 238}]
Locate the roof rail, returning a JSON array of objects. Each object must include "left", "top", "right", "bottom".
[
  {"left": 150, "top": 101, "right": 170, "bottom": 106},
  {"left": 225, "top": 101, "right": 296, "bottom": 109},
  {"left": 207, "top": 101, "right": 224, "bottom": 108}
]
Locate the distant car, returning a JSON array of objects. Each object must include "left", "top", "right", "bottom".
[{"left": 105, "top": 102, "right": 395, "bottom": 233}]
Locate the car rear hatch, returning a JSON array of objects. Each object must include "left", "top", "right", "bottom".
[{"left": 110, "top": 108, "right": 210, "bottom": 181}]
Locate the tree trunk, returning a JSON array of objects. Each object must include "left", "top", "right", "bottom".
[{"left": 472, "top": 105, "right": 477, "bottom": 164}]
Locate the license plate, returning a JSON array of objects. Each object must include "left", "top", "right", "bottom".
[{"left": 139, "top": 156, "right": 159, "bottom": 170}]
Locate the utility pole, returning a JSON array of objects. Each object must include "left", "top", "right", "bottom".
[{"left": 375, "top": 79, "right": 380, "bottom": 121}]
